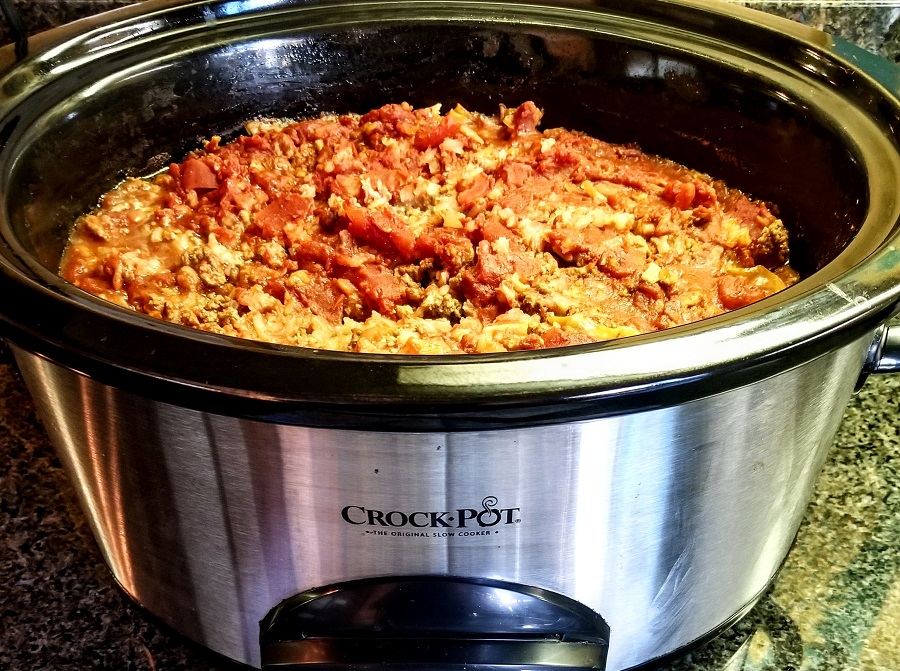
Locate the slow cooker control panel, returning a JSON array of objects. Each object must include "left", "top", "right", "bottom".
[{"left": 259, "top": 576, "right": 610, "bottom": 669}]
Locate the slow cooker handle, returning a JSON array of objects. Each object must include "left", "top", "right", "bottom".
[
  {"left": 867, "top": 325, "right": 900, "bottom": 375},
  {"left": 259, "top": 576, "right": 610, "bottom": 670}
]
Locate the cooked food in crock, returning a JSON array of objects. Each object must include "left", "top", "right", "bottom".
[{"left": 60, "top": 102, "right": 797, "bottom": 354}]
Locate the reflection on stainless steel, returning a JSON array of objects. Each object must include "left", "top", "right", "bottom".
[
  {"left": 14, "top": 336, "right": 869, "bottom": 670},
  {"left": 0, "top": 0, "right": 898, "bottom": 415},
  {"left": 3, "top": 1, "right": 900, "bottom": 669}
]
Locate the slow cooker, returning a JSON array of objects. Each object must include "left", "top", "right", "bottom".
[{"left": 3, "top": 0, "right": 900, "bottom": 668}]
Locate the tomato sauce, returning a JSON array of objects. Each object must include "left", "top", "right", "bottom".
[{"left": 60, "top": 102, "right": 797, "bottom": 354}]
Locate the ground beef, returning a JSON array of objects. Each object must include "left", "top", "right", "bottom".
[{"left": 59, "top": 102, "right": 798, "bottom": 354}]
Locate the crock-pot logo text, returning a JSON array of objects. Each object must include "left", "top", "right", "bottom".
[{"left": 342, "top": 496, "right": 521, "bottom": 529}]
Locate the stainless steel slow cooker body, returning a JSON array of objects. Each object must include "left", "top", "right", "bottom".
[{"left": 3, "top": 0, "right": 900, "bottom": 669}]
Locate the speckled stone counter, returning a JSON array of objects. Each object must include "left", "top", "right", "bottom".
[
  {"left": 0, "top": 1, "right": 136, "bottom": 47},
  {"left": 6, "top": 0, "right": 900, "bottom": 61},
  {"left": 2, "top": 1, "right": 900, "bottom": 670}
]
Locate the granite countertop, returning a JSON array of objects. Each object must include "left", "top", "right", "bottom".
[{"left": 3, "top": 1, "right": 900, "bottom": 670}]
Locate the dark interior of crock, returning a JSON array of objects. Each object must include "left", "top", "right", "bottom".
[{"left": 6, "top": 20, "right": 868, "bottom": 281}]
